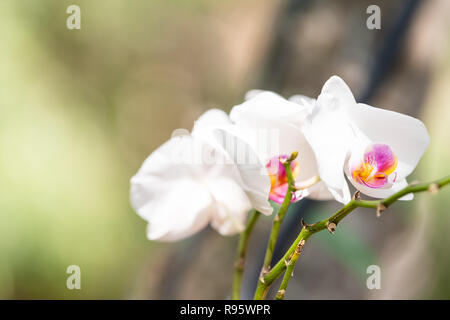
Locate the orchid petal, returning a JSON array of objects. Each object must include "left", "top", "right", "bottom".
[
  {"left": 193, "top": 111, "right": 273, "bottom": 216},
  {"left": 230, "top": 91, "right": 308, "bottom": 128},
  {"left": 130, "top": 136, "right": 213, "bottom": 241},
  {"left": 319, "top": 75, "right": 356, "bottom": 108},
  {"left": 289, "top": 94, "right": 316, "bottom": 113},
  {"left": 230, "top": 92, "right": 319, "bottom": 184},
  {"left": 244, "top": 89, "right": 266, "bottom": 101},
  {"left": 208, "top": 177, "right": 252, "bottom": 235},
  {"left": 192, "top": 108, "right": 231, "bottom": 133},
  {"left": 207, "top": 127, "right": 273, "bottom": 215},
  {"left": 346, "top": 103, "right": 430, "bottom": 180},
  {"left": 143, "top": 179, "right": 212, "bottom": 241},
  {"left": 301, "top": 181, "right": 334, "bottom": 200},
  {"left": 301, "top": 87, "right": 355, "bottom": 203}
]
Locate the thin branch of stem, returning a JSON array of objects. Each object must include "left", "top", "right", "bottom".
[
  {"left": 257, "top": 153, "right": 297, "bottom": 292},
  {"left": 274, "top": 238, "right": 305, "bottom": 300},
  {"left": 254, "top": 175, "right": 450, "bottom": 300},
  {"left": 231, "top": 210, "right": 261, "bottom": 300}
]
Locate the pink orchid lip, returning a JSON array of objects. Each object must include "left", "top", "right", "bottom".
[
  {"left": 266, "top": 155, "right": 300, "bottom": 204},
  {"left": 351, "top": 143, "right": 398, "bottom": 189}
]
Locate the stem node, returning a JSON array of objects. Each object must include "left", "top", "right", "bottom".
[
  {"left": 352, "top": 190, "right": 361, "bottom": 200},
  {"left": 327, "top": 222, "right": 337, "bottom": 234},
  {"left": 376, "top": 203, "right": 387, "bottom": 217},
  {"left": 428, "top": 183, "right": 439, "bottom": 194},
  {"left": 234, "top": 257, "right": 244, "bottom": 270},
  {"left": 259, "top": 275, "right": 266, "bottom": 284},
  {"left": 301, "top": 218, "right": 313, "bottom": 229},
  {"left": 288, "top": 151, "right": 299, "bottom": 162}
]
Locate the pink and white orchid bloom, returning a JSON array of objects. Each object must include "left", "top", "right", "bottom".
[
  {"left": 130, "top": 109, "right": 272, "bottom": 242},
  {"left": 301, "top": 75, "right": 430, "bottom": 203},
  {"left": 229, "top": 91, "right": 334, "bottom": 203}
]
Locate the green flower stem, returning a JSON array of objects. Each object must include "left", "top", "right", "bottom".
[
  {"left": 232, "top": 210, "right": 261, "bottom": 300},
  {"left": 254, "top": 175, "right": 450, "bottom": 300},
  {"left": 253, "top": 153, "right": 298, "bottom": 300},
  {"left": 274, "top": 238, "right": 305, "bottom": 300},
  {"left": 258, "top": 154, "right": 297, "bottom": 285}
]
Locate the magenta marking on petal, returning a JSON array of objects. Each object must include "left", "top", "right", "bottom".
[
  {"left": 365, "top": 144, "right": 397, "bottom": 172},
  {"left": 269, "top": 194, "right": 285, "bottom": 204},
  {"left": 267, "top": 154, "right": 301, "bottom": 203},
  {"left": 268, "top": 176, "right": 302, "bottom": 204},
  {"left": 352, "top": 143, "right": 398, "bottom": 189},
  {"left": 290, "top": 190, "right": 302, "bottom": 203},
  {"left": 362, "top": 172, "right": 388, "bottom": 188},
  {"left": 269, "top": 184, "right": 288, "bottom": 204},
  {"left": 266, "top": 155, "right": 288, "bottom": 177}
]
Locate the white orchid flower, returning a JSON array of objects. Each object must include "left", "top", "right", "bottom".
[
  {"left": 230, "top": 91, "right": 334, "bottom": 203},
  {"left": 130, "top": 109, "right": 272, "bottom": 242},
  {"left": 301, "top": 75, "right": 430, "bottom": 203}
]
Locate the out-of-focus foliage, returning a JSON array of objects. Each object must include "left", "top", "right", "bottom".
[
  {"left": 420, "top": 42, "right": 450, "bottom": 299},
  {"left": 0, "top": 0, "right": 267, "bottom": 299}
]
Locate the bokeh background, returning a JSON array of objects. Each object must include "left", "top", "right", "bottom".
[{"left": 1, "top": 0, "right": 449, "bottom": 299}]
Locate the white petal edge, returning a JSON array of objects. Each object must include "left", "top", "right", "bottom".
[
  {"left": 192, "top": 108, "right": 231, "bottom": 134},
  {"left": 230, "top": 91, "right": 309, "bottom": 128},
  {"left": 346, "top": 177, "right": 413, "bottom": 200}
]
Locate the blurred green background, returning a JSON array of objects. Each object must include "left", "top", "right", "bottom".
[{"left": 0, "top": 0, "right": 449, "bottom": 299}]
